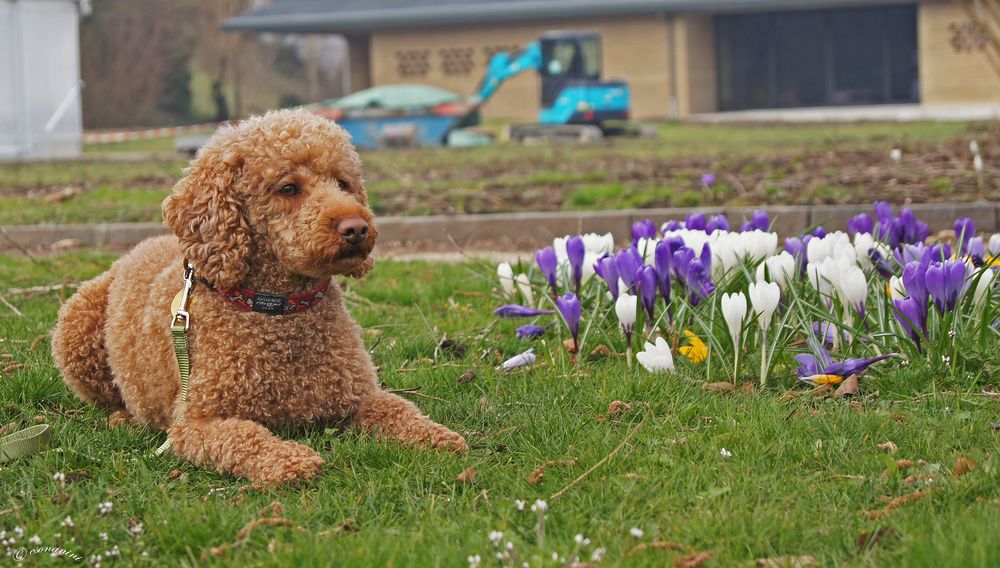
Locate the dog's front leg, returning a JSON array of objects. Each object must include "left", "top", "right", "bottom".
[
  {"left": 168, "top": 418, "right": 324, "bottom": 484},
  {"left": 350, "top": 390, "right": 467, "bottom": 451}
]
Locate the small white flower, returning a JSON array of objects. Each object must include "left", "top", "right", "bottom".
[
  {"left": 514, "top": 273, "right": 533, "bottom": 306},
  {"left": 636, "top": 336, "right": 675, "bottom": 373},
  {"left": 552, "top": 551, "right": 560, "bottom": 560},
  {"left": 970, "top": 140, "right": 980, "bottom": 156},
  {"left": 62, "top": 517, "right": 74, "bottom": 527},
  {"left": 13, "top": 527, "right": 24, "bottom": 537},
  {"left": 973, "top": 154, "right": 984, "bottom": 174},
  {"left": 592, "top": 547, "right": 607, "bottom": 561},
  {"left": 514, "top": 499, "right": 525, "bottom": 511},
  {"left": 530, "top": 499, "right": 547, "bottom": 513},
  {"left": 988, "top": 234, "right": 1000, "bottom": 256},
  {"left": 721, "top": 448, "right": 733, "bottom": 459},
  {"left": 105, "top": 545, "right": 120, "bottom": 558},
  {"left": 130, "top": 523, "right": 144, "bottom": 535},
  {"left": 99, "top": 532, "right": 108, "bottom": 541},
  {"left": 28, "top": 535, "right": 41, "bottom": 546},
  {"left": 574, "top": 533, "right": 586, "bottom": 544},
  {"left": 629, "top": 527, "right": 644, "bottom": 538},
  {"left": 890, "top": 148, "right": 902, "bottom": 163},
  {"left": 53, "top": 472, "right": 66, "bottom": 484},
  {"left": 721, "top": 292, "right": 747, "bottom": 352},
  {"left": 467, "top": 554, "right": 481, "bottom": 568},
  {"left": 505, "top": 542, "right": 513, "bottom": 551},
  {"left": 99, "top": 501, "right": 113, "bottom": 515},
  {"left": 488, "top": 531, "right": 503, "bottom": 546},
  {"left": 497, "top": 262, "right": 515, "bottom": 296}
]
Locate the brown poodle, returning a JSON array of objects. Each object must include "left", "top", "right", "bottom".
[{"left": 52, "top": 109, "right": 466, "bottom": 484}]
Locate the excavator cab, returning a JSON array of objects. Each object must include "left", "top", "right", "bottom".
[{"left": 537, "top": 31, "right": 629, "bottom": 126}]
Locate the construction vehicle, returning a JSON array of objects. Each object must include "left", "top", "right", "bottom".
[{"left": 474, "top": 31, "right": 631, "bottom": 142}]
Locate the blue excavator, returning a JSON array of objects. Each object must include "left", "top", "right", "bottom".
[{"left": 473, "top": 31, "right": 631, "bottom": 142}]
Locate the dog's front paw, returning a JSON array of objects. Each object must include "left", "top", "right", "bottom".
[
  {"left": 251, "top": 441, "right": 324, "bottom": 485},
  {"left": 429, "top": 427, "right": 468, "bottom": 452}
]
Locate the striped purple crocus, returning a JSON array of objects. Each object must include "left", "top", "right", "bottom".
[
  {"left": 924, "top": 260, "right": 967, "bottom": 314},
  {"left": 566, "top": 235, "right": 585, "bottom": 295},
  {"left": 535, "top": 246, "right": 558, "bottom": 296},
  {"left": 556, "top": 292, "right": 582, "bottom": 350},
  {"left": 594, "top": 253, "right": 619, "bottom": 300}
]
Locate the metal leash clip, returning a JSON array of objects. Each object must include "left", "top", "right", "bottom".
[{"left": 171, "top": 262, "right": 195, "bottom": 330}]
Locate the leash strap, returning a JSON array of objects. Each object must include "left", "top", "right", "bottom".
[
  {"left": 0, "top": 424, "right": 51, "bottom": 462},
  {"left": 155, "top": 262, "right": 194, "bottom": 456}
]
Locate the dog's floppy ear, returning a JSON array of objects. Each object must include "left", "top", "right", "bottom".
[{"left": 162, "top": 153, "right": 252, "bottom": 289}]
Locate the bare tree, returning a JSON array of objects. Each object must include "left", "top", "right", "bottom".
[{"left": 958, "top": 0, "right": 1000, "bottom": 77}]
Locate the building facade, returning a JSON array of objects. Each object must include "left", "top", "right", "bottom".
[{"left": 225, "top": 0, "right": 1000, "bottom": 120}]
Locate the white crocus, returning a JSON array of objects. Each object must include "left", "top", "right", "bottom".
[
  {"left": 748, "top": 281, "right": 780, "bottom": 386},
  {"left": 515, "top": 273, "right": 533, "bottom": 306},
  {"left": 970, "top": 140, "right": 980, "bottom": 156},
  {"left": 616, "top": 293, "right": 638, "bottom": 367},
  {"left": 989, "top": 234, "right": 1000, "bottom": 256},
  {"left": 973, "top": 154, "right": 984, "bottom": 175},
  {"left": 581, "top": 232, "right": 615, "bottom": 256},
  {"left": 497, "top": 262, "right": 514, "bottom": 297},
  {"left": 890, "top": 148, "right": 902, "bottom": 163},
  {"left": 721, "top": 292, "right": 747, "bottom": 382},
  {"left": 889, "top": 275, "right": 907, "bottom": 302},
  {"left": 636, "top": 237, "right": 659, "bottom": 265},
  {"left": 636, "top": 337, "right": 675, "bottom": 373},
  {"left": 501, "top": 349, "right": 536, "bottom": 371},
  {"left": 972, "top": 268, "right": 996, "bottom": 305},
  {"left": 756, "top": 251, "right": 796, "bottom": 289},
  {"left": 837, "top": 265, "right": 868, "bottom": 322}
]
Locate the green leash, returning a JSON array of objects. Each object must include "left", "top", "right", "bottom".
[
  {"left": 0, "top": 424, "right": 51, "bottom": 462},
  {"left": 155, "top": 263, "right": 194, "bottom": 457}
]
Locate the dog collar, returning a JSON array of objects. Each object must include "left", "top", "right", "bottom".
[{"left": 214, "top": 280, "right": 332, "bottom": 315}]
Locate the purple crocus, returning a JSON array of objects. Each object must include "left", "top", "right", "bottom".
[
  {"left": 515, "top": 324, "right": 549, "bottom": 340},
  {"left": 955, "top": 217, "right": 975, "bottom": 256},
  {"left": 672, "top": 246, "right": 695, "bottom": 283},
  {"left": 897, "top": 209, "right": 929, "bottom": 245},
  {"left": 685, "top": 213, "right": 707, "bottom": 232},
  {"left": 740, "top": 210, "right": 770, "bottom": 232},
  {"left": 566, "top": 235, "right": 585, "bottom": 294},
  {"left": 661, "top": 220, "right": 683, "bottom": 233},
  {"left": 556, "top": 292, "right": 582, "bottom": 349},
  {"left": 848, "top": 213, "right": 874, "bottom": 236},
  {"left": 924, "top": 260, "right": 967, "bottom": 313},
  {"left": 653, "top": 240, "right": 673, "bottom": 305},
  {"left": 795, "top": 341, "right": 895, "bottom": 384},
  {"left": 706, "top": 214, "right": 729, "bottom": 233},
  {"left": 494, "top": 305, "right": 556, "bottom": 318},
  {"left": 810, "top": 226, "right": 827, "bottom": 239},
  {"left": 967, "top": 237, "right": 986, "bottom": 265},
  {"left": 701, "top": 172, "right": 716, "bottom": 187},
  {"left": 536, "top": 247, "right": 559, "bottom": 295},
  {"left": 637, "top": 265, "right": 658, "bottom": 323},
  {"left": 784, "top": 237, "right": 806, "bottom": 275},
  {"left": 594, "top": 253, "right": 619, "bottom": 300},
  {"left": 893, "top": 296, "right": 925, "bottom": 352},
  {"left": 631, "top": 219, "right": 657, "bottom": 243},
  {"left": 685, "top": 259, "right": 715, "bottom": 306},
  {"left": 615, "top": 247, "right": 644, "bottom": 294}
]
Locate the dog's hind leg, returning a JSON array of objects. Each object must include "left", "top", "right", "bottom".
[{"left": 52, "top": 270, "right": 126, "bottom": 415}]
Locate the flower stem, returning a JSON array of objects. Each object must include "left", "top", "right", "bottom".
[{"left": 759, "top": 332, "right": 768, "bottom": 387}]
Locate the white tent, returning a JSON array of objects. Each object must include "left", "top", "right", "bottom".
[{"left": 0, "top": 0, "right": 85, "bottom": 161}]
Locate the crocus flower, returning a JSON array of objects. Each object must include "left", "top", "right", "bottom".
[
  {"left": 685, "top": 213, "right": 707, "bottom": 232},
  {"left": 536, "top": 247, "right": 558, "bottom": 295},
  {"left": 501, "top": 348, "right": 536, "bottom": 371},
  {"left": 740, "top": 210, "right": 769, "bottom": 232},
  {"left": 924, "top": 260, "right": 967, "bottom": 314},
  {"left": 515, "top": 324, "right": 548, "bottom": 340},
  {"left": 748, "top": 281, "right": 780, "bottom": 331},
  {"left": 890, "top": 148, "right": 902, "bottom": 163},
  {"left": 615, "top": 247, "right": 643, "bottom": 294},
  {"left": 515, "top": 273, "right": 533, "bottom": 306},
  {"left": 888, "top": 275, "right": 906, "bottom": 301},
  {"left": 784, "top": 237, "right": 807, "bottom": 276},
  {"left": 896, "top": 208, "right": 928, "bottom": 245},
  {"left": 756, "top": 251, "right": 796, "bottom": 289},
  {"left": 494, "top": 305, "right": 555, "bottom": 318},
  {"left": 661, "top": 220, "right": 683, "bottom": 233},
  {"left": 795, "top": 341, "right": 895, "bottom": 385},
  {"left": 631, "top": 219, "right": 657, "bottom": 242},
  {"left": 556, "top": 293, "right": 582, "bottom": 350},
  {"left": 967, "top": 237, "right": 986, "bottom": 265},
  {"left": 955, "top": 217, "right": 975, "bottom": 255},
  {"left": 721, "top": 292, "right": 747, "bottom": 381},
  {"left": 637, "top": 265, "right": 658, "bottom": 324},
  {"left": 678, "top": 330, "right": 707, "bottom": 364},
  {"left": 837, "top": 265, "right": 868, "bottom": 321},
  {"left": 893, "top": 296, "right": 925, "bottom": 351},
  {"left": 989, "top": 233, "right": 1000, "bottom": 257},
  {"left": 810, "top": 226, "right": 827, "bottom": 239},
  {"left": 594, "top": 253, "right": 619, "bottom": 300},
  {"left": 616, "top": 293, "right": 637, "bottom": 364},
  {"left": 847, "top": 214, "right": 874, "bottom": 236},
  {"left": 812, "top": 322, "right": 852, "bottom": 347},
  {"left": 497, "top": 262, "right": 514, "bottom": 296},
  {"left": 653, "top": 240, "right": 673, "bottom": 308},
  {"left": 636, "top": 337, "right": 675, "bottom": 373},
  {"left": 566, "top": 236, "right": 585, "bottom": 294},
  {"left": 706, "top": 214, "right": 729, "bottom": 233},
  {"left": 974, "top": 154, "right": 984, "bottom": 174},
  {"left": 701, "top": 172, "right": 716, "bottom": 187},
  {"left": 972, "top": 268, "right": 996, "bottom": 305},
  {"left": 685, "top": 258, "right": 715, "bottom": 306}
]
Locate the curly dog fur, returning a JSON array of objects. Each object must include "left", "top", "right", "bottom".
[{"left": 52, "top": 109, "right": 466, "bottom": 484}]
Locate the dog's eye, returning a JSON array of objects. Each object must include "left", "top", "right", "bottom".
[
  {"left": 336, "top": 179, "right": 350, "bottom": 192},
  {"left": 278, "top": 184, "right": 299, "bottom": 197}
]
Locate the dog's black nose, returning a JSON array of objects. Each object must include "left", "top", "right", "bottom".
[{"left": 337, "top": 218, "right": 369, "bottom": 245}]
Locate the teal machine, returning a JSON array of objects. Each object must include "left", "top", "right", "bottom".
[{"left": 475, "top": 31, "right": 630, "bottom": 140}]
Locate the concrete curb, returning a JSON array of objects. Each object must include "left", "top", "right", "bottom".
[{"left": 2, "top": 202, "right": 998, "bottom": 251}]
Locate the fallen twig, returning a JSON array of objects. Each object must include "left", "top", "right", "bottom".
[
  {"left": 864, "top": 488, "right": 932, "bottom": 519},
  {"left": 6, "top": 283, "right": 80, "bottom": 295},
  {"left": 0, "top": 291, "right": 23, "bottom": 317},
  {"left": 549, "top": 413, "right": 649, "bottom": 501}
]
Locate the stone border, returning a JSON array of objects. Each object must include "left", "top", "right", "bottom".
[{"left": 2, "top": 202, "right": 997, "bottom": 251}]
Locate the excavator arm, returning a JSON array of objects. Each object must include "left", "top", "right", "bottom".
[{"left": 473, "top": 42, "right": 543, "bottom": 103}]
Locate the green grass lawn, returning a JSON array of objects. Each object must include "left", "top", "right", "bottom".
[
  {"left": 1, "top": 251, "right": 998, "bottom": 566},
  {"left": 1, "top": 120, "right": 995, "bottom": 226}
]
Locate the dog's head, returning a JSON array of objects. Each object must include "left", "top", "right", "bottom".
[{"left": 162, "top": 109, "right": 377, "bottom": 289}]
